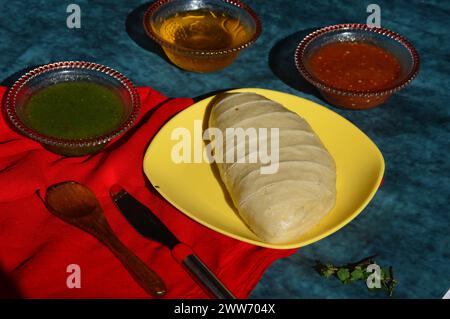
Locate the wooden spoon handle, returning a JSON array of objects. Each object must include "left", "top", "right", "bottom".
[{"left": 97, "top": 225, "right": 167, "bottom": 297}]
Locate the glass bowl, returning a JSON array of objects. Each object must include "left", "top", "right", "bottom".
[
  {"left": 295, "top": 24, "right": 420, "bottom": 109},
  {"left": 143, "top": 0, "right": 262, "bottom": 73},
  {"left": 4, "top": 61, "right": 140, "bottom": 156}
]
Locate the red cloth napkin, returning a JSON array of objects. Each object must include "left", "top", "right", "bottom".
[{"left": 0, "top": 86, "right": 296, "bottom": 298}]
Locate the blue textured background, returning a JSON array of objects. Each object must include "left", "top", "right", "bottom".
[{"left": 0, "top": 0, "right": 448, "bottom": 298}]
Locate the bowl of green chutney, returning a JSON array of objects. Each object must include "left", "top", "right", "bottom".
[{"left": 4, "top": 61, "right": 140, "bottom": 156}]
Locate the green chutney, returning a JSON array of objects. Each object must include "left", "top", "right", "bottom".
[{"left": 24, "top": 81, "right": 126, "bottom": 139}]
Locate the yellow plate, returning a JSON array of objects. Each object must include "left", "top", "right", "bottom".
[{"left": 143, "top": 88, "right": 384, "bottom": 249}]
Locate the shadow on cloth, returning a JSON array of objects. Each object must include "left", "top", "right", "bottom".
[{"left": 0, "top": 265, "right": 22, "bottom": 298}]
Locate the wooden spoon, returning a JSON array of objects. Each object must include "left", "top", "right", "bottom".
[{"left": 43, "top": 181, "right": 166, "bottom": 297}]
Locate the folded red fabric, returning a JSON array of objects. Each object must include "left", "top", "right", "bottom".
[{"left": 0, "top": 86, "right": 296, "bottom": 298}]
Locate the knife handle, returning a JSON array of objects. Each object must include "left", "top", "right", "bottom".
[
  {"left": 182, "top": 254, "right": 236, "bottom": 299},
  {"left": 173, "top": 244, "right": 235, "bottom": 299},
  {"left": 98, "top": 221, "right": 167, "bottom": 297}
]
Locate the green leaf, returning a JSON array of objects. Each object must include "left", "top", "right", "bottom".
[
  {"left": 314, "top": 261, "right": 338, "bottom": 278},
  {"left": 350, "top": 268, "right": 364, "bottom": 281},
  {"left": 322, "top": 268, "right": 335, "bottom": 278},
  {"left": 337, "top": 268, "right": 350, "bottom": 283},
  {"left": 381, "top": 267, "right": 392, "bottom": 280}
]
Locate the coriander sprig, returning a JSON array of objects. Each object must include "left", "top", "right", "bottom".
[{"left": 314, "top": 255, "right": 397, "bottom": 296}]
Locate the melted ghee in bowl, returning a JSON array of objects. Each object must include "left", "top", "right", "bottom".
[
  {"left": 153, "top": 9, "right": 254, "bottom": 72},
  {"left": 158, "top": 9, "right": 249, "bottom": 51}
]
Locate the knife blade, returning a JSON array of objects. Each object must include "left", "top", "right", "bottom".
[
  {"left": 110, "top": 184, "right": 236, "bottom": 299},
  {"left": 110, "top": 185, "right": 179, "bottom": 249}
]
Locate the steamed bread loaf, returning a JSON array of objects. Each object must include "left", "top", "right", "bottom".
[{"left": 208, "top": 92, "right": 336, "bottom": 244}]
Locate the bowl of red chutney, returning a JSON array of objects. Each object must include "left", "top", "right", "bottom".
[
  {"left": 4, "top": 61, "right": 140, "bottom": 156},
  {"left": 295, "top": 24, "right": 420, "bottom": 109}
]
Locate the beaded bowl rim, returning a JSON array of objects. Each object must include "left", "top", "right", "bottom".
[
  {"left": 5, "top": 61, "right": 140, "bottom": 148},
  {"left": 143, "top": 0, "right": 262, "bottom": 56},
  {"left": 294, "top": 23, "right": 420, "bottom": 97}
]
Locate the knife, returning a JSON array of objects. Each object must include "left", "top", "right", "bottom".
[{"left": 110, "top": 185, "right": 236, "bottom": 299}]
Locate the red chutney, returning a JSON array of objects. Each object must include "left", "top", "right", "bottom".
[{"left": 307, "top": 41, "right": 402, "bottom": 91}]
